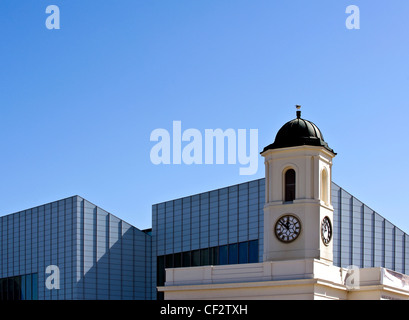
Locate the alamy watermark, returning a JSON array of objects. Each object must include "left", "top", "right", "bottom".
[
  {"left": 43, "top": 5, "right": 359, "bottom": 31},
  {"left": 346, "top": 5, "right": 360, "bottom": 30},
  {"left": 150, "top": 121, "right": 259, "bottom": 176},
  {"left": 45, "top": 5, "right": 60, "bottom": 30},
  {"left": 344, "top": 265, "right": 360, "bottom": 290},
  {"left": 45, "top": 265, "right": 60, "bottom": 290}
]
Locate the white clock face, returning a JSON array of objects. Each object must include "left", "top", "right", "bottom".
[
  {"left": 321, "top": 216, "right": 332, "bottom": 245},
  {"left": 274, "top": 215, "right": 301, "bottom": 243}
]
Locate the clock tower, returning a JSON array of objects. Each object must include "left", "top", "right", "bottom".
[{"left": 261, "top": 106, "right": 336, "bottom": 263}]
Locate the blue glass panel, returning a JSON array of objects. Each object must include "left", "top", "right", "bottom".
[
  {"left": 228, "top": 243, "right": 238, "bottom": 264},
  {"left": 174, "top": 253, "right": 182, "bottom": 268},
  {"left": 15, "top": 277, "right": 21, "bottom": 300},
  {"left": 32, "top": 274, "right": 38, "bottom": 300},
  {"left": 192, "top": 250, "right": 200, "bottom": 266},
  {"left": 21, "top": 275, "right": 26, "bottom": 300},
  {"left": 0, "top": 279, "right": 4, "bottom": 300},
  {"left": 210, "top": 247, "right": 218, "bottom": 265},
  {"left": 238, "top": 242, "right": 248, "bottom": 264},
  {"left": 201, "top": 248, "right": 209, "bottom": 266},
  {"left": 219, "top": 245, "right": 228, "bottom": 265},
  {"left": 7, "top": 278, "right": 13, "bottom": 300},
  {"left": 26, "top": 274, "right": 32, "bottom": 300},
  {"left": 157, "top": 256, "right": 165, "bottom": 287},
  {"left": 165, "top": 254, "right": 173, "bottom": 268},
  {"left": 248, "top": 240, "right": 259, "bottom": 263},
  {"left": 182, "top": 251, "right": 191, "bottom": 267}
]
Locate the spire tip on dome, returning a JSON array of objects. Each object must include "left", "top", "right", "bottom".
[{"left": 295, "top": 105, "right": 301, "bottom": 119}]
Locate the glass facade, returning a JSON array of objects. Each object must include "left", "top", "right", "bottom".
[
  {"left": 0, "top": 197, "right": 76, "bottom": 299},
  {"left": 152, "top": 178, "right": 409, "bottom": 299},
  {"left": 0, "top": 177, "right": 408, "bottom": 300},
  {"left": 157, "top": 240, "right": 259, "bottom": 285},
  {"left": 152, "top": 179, "right": 264, "bottom": 258},
  {"left": 152, "top": 179, "right": 265, "bottom": 299},
  {"left": 0, "top": 273, "right": 38, "bottom": 300},
  {"left": 0, "top": 196, "right": 153, "bottom": 300},
  {"left": 75, "top": 197, "right": 153, "bottom": 300},
  {"left": 152, "top": 179, "right": 264, "bottom": 299},
  {"left": 332, "top": 183, "right": 409, "bottom": 273}
]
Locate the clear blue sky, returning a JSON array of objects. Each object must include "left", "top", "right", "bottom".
[{"left": 1, "top": 0, "right": 408, "bottom": 232}]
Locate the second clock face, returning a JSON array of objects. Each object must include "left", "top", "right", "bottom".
[
  {"left": 321, "top": 216, "right": 332, "bottom": 246},
  {"left": 275, "top": 215, "right": 301, "bottom": 243}
]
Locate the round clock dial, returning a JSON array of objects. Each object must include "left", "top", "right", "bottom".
[
  {"left": 321, "top": 216, "right": 332, "bottom": 245},
  {"left": 274, "top": 215, "right": 301, "bottom": 243}
]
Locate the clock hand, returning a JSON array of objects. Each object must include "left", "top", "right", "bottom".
[{"left": 279, "top": 220, "right": 288, "bottom": 230}]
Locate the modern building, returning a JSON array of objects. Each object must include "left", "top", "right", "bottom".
[
  {"left": 1, "top": 109, "right": 409, "bottom": 300},
  {"left": 0, "top": 196, "right": 153, "bottom": 300}
]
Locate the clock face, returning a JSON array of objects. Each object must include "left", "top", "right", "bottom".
[
  {"left": 321, "top": 216, "right": 332, "bottom": 246},
  {"left": 274, "top": 215, "right": 301, "bottom": 243}
]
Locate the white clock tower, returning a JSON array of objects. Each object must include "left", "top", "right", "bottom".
[
  {"left": 261, "top": 106, "right": 336, "bottom": 264},
  {"left": 160, "top": 106, "right": 409, "bottom": 300}
]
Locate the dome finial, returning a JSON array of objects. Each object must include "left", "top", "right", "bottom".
[{"left": 295, "top": 105, "right": 301, "bottom": 119}]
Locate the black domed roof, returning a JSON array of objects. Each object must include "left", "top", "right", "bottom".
[{"left": 262, "top": 110, "right": 336, "bottom": 154}]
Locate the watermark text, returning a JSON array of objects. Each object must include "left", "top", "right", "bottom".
[{"left": 150, "top": 121, "right": 258, "bottom": 175}]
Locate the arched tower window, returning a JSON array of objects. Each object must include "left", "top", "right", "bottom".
[
  {"left": 321, "top": 168, "right": 329, "bottom": 205},
  {"left": 284, "top": 169, "right": 296, "bottom": 202}
]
